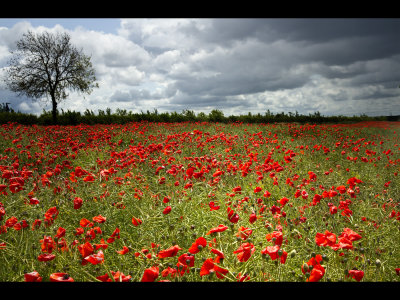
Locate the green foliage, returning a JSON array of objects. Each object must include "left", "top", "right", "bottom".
[{"left": 0, "top": 107, "right": 393, "bottom": 126}]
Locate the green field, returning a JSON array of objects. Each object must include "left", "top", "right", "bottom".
[{"left": 0, "top": 120, "right": 399, "bottom": 282}]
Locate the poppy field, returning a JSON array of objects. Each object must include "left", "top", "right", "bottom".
[{"left": 0, "top": 120, "right": 400, "bottom": 282}]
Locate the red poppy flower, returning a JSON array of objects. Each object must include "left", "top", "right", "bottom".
[
  {"left": 29, "top": 197, "right": 40, "bottom": 205},
  {"left": 278, "top": 197, "right": 289, "bottom": 207},
  {"left": 254, "top": 186, "right": 262, "bottom": 193},
  {"left": 49, "top": 273, "right": 74, "bottom": 282},
  {"left": 141, "top": 266, "right": 159, "bottom": 282},
  {"left": 249, "top": 212, "right": 257, "bottom": 224},
  {"left": 81, "top": 250, "right": 104, "bottom": 265},
  {"left": 200, "top": 258, "right": 228, "bottom": 279},
  {"left": 5, "top": 216, "right": 18, "bottom": 228},
  {"left": 212, "top": 170, "right": 224, "bottom": 177},
  {"left": 332, "top": 236, "right": 354, "bottom": 250},
  {"left": 206, "top": 224, "right": 228, "bottom": 235},
  {"left": 315, "top": 230, "right": 337, "bottom": 247},
  {"left": 73, "top": 197, "right": 83, "bottom": 209},
  {"left": 97, "top": 271, "right": 132, "bottom": 282},
  {"left": 178, "top": 253, "right": 195, "bottom": 267},
  {"left": 339, "top": 228, "right": 362, "bottom": 242},
  {"left": 40, "top": 236, "right": 56, "bottom": 253},
  {"left": 44, "top": 206, "right": 59, "bottom": 221},
  {"left": 265, "top": 231, "right": 283, "bottom": 247},
  {"left": 83, "top": 175, "right": 95, "bottom": 182},
  {"left": 209, "top": 201, "right": 220, "bottom": 211},
  {"left": 78, "top": 242, "right": 94, "bottom": 258},
  {"left": 261, "top": 245, "right": 280, "bottom": 261},
  {"left": 211, "top": 248, "right": 225, "bottom": 263},
  {"left": 107, "top": 227, "right": 120, "bottom": 243},
  {"left": 233, "top": 242, "right": 255, "bottom": 262},
  {"left": 37, "top": 253, "right": 56, "bottom": 262},
  {"left": 264, "top": 190, "right": 271, "bottom": 198},
  {"left": 237, "top": 273, "right": 251, "bottom": 282},
  {"left": 161, "top": 267, "right": 177, "bottom": 279},
  {"left": 236, "top": 226, "right": 253, "bottom": 240},
  {"left": 158, "top": 245, "right": 182, "bottom": 258},
  {"left": 307, "top": 264, "right": 325, "bottom": 282},
  {"left": 163, "top": 206, "right": 172, "bottom": 215},
  {"left": 94, "top": 238, "right": 108, "bottom": 250},
  {"left": 330, "top": 205, "right": 338, "bottom": 214},
  {"left": 227, "top": 207, "right": 239, "bottom": 223},
  {"left": 347, "top": 269, "right": 364, "bottom": 282},
  {"left": 116, "top": 246, "right": 130, "bottom": 255},
  {"left": 188, "top": 237, "right": 207, "bottom": 254},
  {"left": 55, "top": 227, "right": 66, "bottom": 239},
  {"left": 92, "top": 215, "right": 106, "bottom": 223},
  {"left": 24, "top": 271, "right": 42, "bottom": 282},
  {"left": 301, "top": 254, "right": 325, "bottom": 282},
  {"left": 79, "top": 218, "right": 93, "bottom": 228},
  {"left": 74, "top": 227, "right": 84, "bottom": 236},
  {"left": 31, "top": 219, "right": 41, "bottom": 231},
  {"left": 132, "top": 217, "right": 143, "bottom": 226},
  {"left": 74, "top": 166, "right": 88, "bottom": 177}
]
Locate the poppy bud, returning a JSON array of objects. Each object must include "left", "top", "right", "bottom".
[
  {"left": 302, "top": 263, "right": 309, "bottom": 272},
  {"left": 277, "top": 249, "right": 283, "bottom": 257},
  {"left": 289, "top": 249, "right": 297, "bottom": 258},
  {"left": 375, "top": 259, "right": 381, "bottom": 267}
]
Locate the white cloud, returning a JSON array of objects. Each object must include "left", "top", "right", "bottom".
[{"left": 0, "top": 18, "right": 400, "bottom": 117}]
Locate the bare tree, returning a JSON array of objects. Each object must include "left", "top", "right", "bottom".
[{"left": 3, "top": 30, "right": 98, "bottom": 124}]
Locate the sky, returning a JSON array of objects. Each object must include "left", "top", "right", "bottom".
[{"left": 0, "top": 18, "right": 399, "bottom": 117}]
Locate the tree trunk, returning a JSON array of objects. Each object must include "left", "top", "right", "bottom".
[{"left": 51, "top": 93, "right": 58, "bottom": 125}]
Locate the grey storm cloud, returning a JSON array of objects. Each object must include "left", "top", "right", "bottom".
[{"left": 1, "top": 18, "right": 400, "bottom": 116}]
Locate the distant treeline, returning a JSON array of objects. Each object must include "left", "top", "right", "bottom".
[{"left": 0, "top": 107, "right": 397, "bottom": 126}]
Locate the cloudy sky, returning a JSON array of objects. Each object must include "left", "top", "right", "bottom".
[{"left": 0, "top": 18, "right": 399, "bottom": 117}]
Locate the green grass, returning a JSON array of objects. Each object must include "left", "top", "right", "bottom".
[{"left": 0, "top": 120, "right": 399, "bottom": 282}]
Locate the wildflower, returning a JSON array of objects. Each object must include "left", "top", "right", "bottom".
[
  {"left": 37, "top": 253, "right": 56, "bottom": 262},
  {"left": 266, "top": 231, "right": 283, "bottom": 247},
  {"left": 49, "top": 273, "right": 74, "bottom": 282},
  {"left": 55, "top": 227, "right": 66, "bottom": 239},
  {"left": 200, "top": 258, "right": 229, "bottom": 279},
  {"left": 117, "top": 246, "right": 130, "bottom": 255},
  {"left": 73, "top": 197, "right": 83, "bottom": 209},
  {"left": 92, "top": 215, "right": 106, "bottom": 223},
  {"left": 227, "top": 207, "right": 239, "bottom": 223},
  {"left": 211, "top": 248, "right": 225, "bottom": 263},
  {"left": 233, "top": 242, "right": 255, "bottom": 262},
  {"left": 24, "top": 271, "right": 42, "bottom": 282},
  {"left": 163, "top": 206, "right": 172, "bottom": 215},
  {"left": 339, "top": 228, "right": 362, "bottom": 242},
  {"left": 81, "top": 250, "right": 104, "bottom": 265},
  {"left": 132, "top": 217, "right": 143, "bottom": 226},
  {"left": 97, "top": 271, "right": 131, "bottom": 282},
  {"left": 347, "top": 269, "right": 364, "bottom": 282},
  {"left": 161, "top": 267, "right": 177, "bottom": 279},
  {"left": 94, "top": 238, "right": 108, "bottom": 250},
  {"left": 301, "top": 254, "right": 325, "bottom": 282},
  {"left": 237, "top": 273, "right": 251, "bottom": 282},
  {"left": 206, "top": 224, "right": 228, "bottom": 235},
  {"left": 315, "top": 230, "right": 337, "bottom": 247},
  {"left": 158, "top": 245, "right": 182, "bottom": 258},
  {"left": 235, "top": 226, "right": 251, "bottom": 241},
  {"left": 188, "top": 237, "right": 207, "bottom": 254},
  {"left": 249, "top": 212, "right": 257, "bottom": 224},
  {"left": 141, "top": 266, "right": 159, "bottom": 282},
  {"left": 107, "top": 227, "right": 120, "bottom": 243}
]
